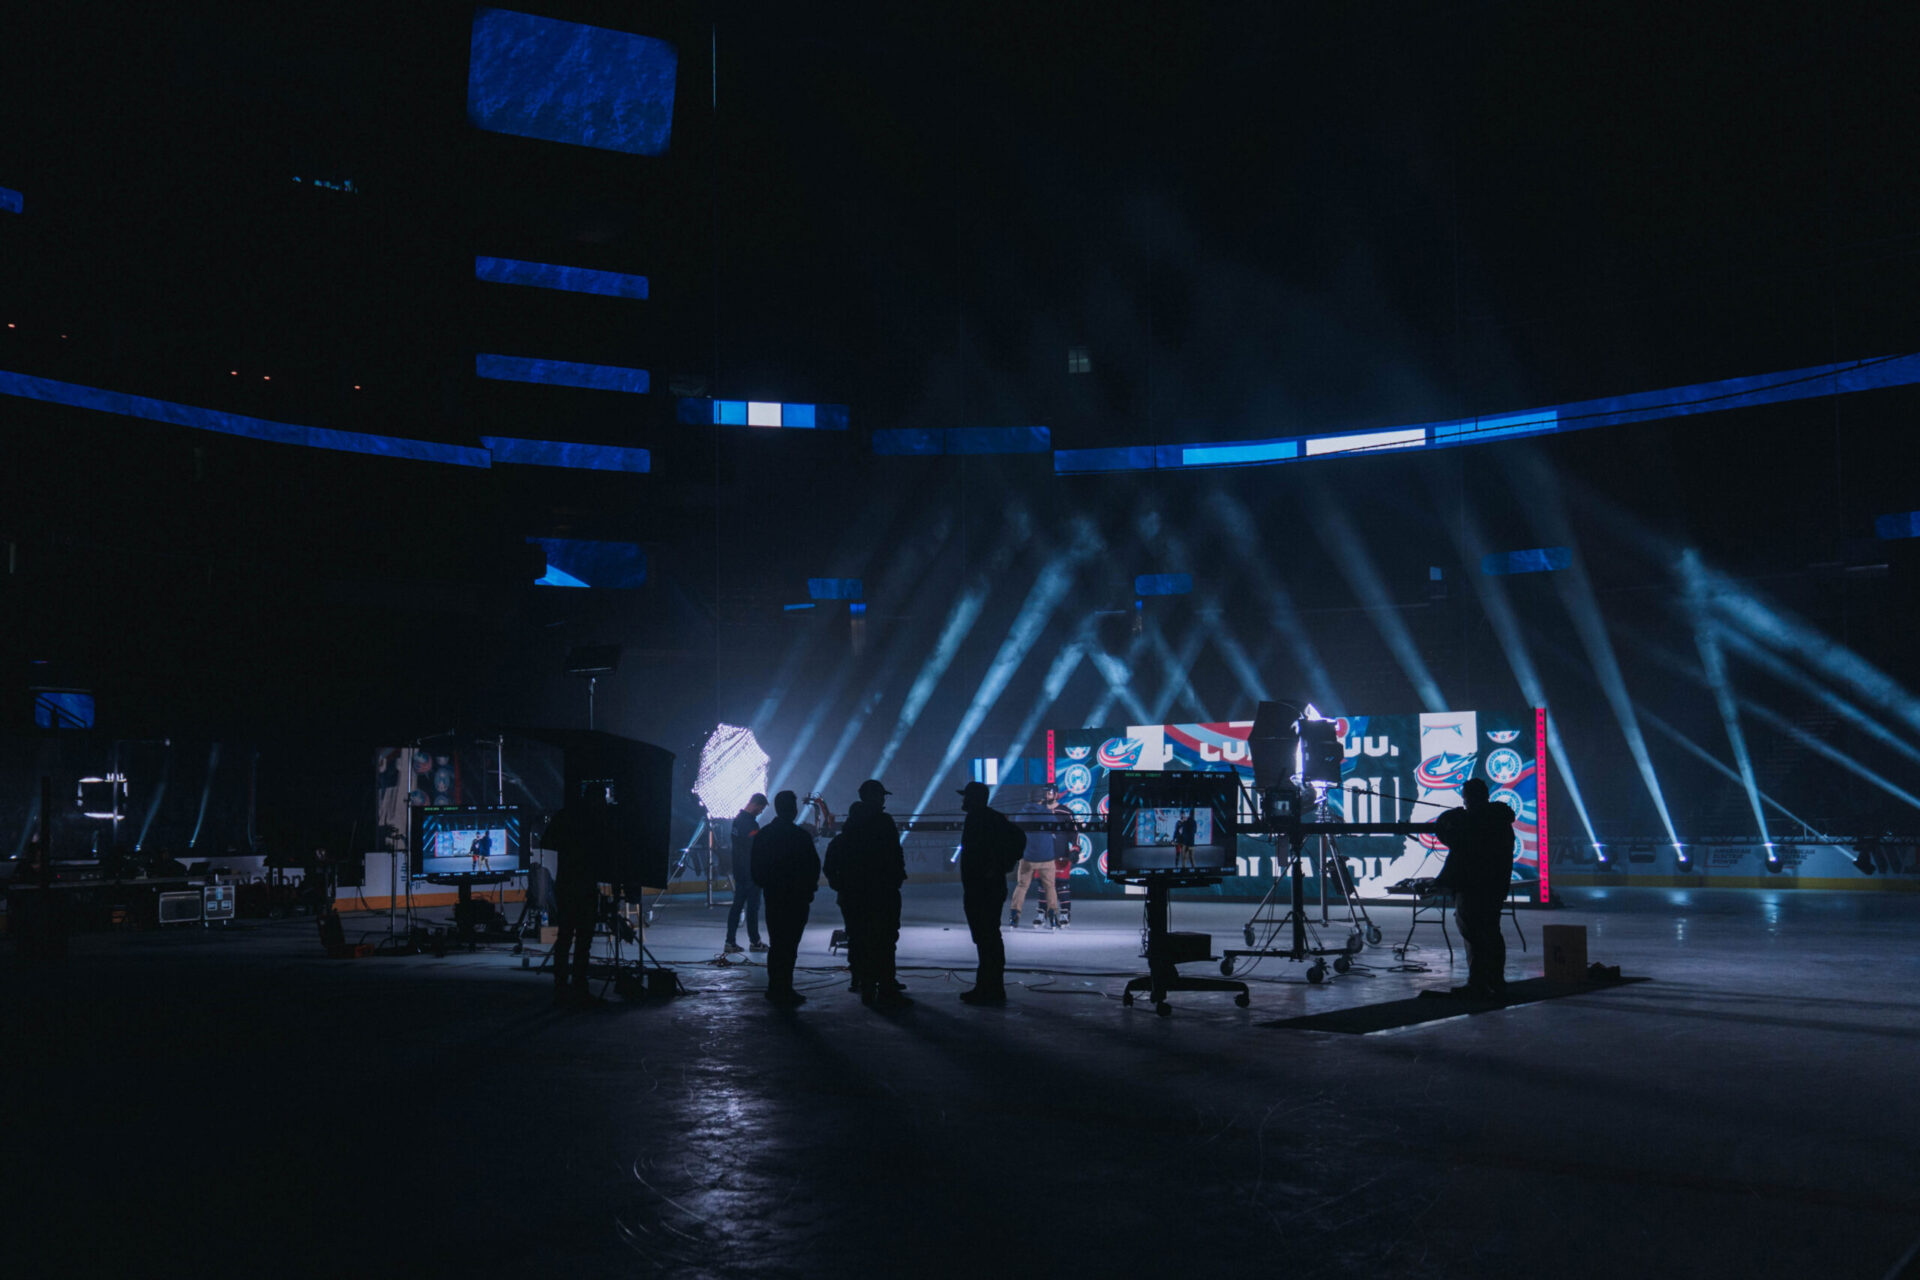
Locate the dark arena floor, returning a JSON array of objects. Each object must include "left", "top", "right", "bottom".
[{"left": 8, "top": 887, "right": 1920, "bottom": 1279}]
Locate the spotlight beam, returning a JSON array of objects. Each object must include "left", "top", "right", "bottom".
[
  {"left": 1634, "top": 703, "right": 1824, "bottom": 836},
  {"left": 870, "top": 505, "right": 1033, "bottom": 780},
  {"left": 905, "top": 521, "right": 1103, "bottom": 816},
  {"left": 1508, "top": 451, "right": 1678, "bottom": 847},
  {"left": 1145, "top": 606, "right": 1214, "bottom": 723},
  {"left": 1309, "top": 490, "right": 1446, "bottom": 712},
  {"left": 1450, "top": 502, "right": 1601, "bottom": 848},
  {"left": 1085, "top": 631, "right": 1153, "bottom": 726},
  {"left": 1626, "top": 628, "right": 1920, "bottom": 820},
  {"left": 992, "top": 617, "right": 1096, "bottom": 794},
  {"left": 768, "top": 508, "right": 959, "bottom": 795},
  {"left": 1681, "top": 550, "right": 1769, "bottom": 845},
  {"left": 1209, "top": 491, "right": 1340, "bottom": 708},
  {"left": 1714, "top": 624, "right": 1920, "bottom": 773},
  {"left": 1698, "top": 565, "right": 1920, "bottom": 741},
  {"left": 1736, "top": 695, "right": 1920, "bottom": 814}
]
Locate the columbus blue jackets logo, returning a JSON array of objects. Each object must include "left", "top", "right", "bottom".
[
  {"left": 1058, "top": 763, "right": 1094, "bottom": 796},
  {"left": 1491, "top": 787, "right": 1528, "bottom": 819},
  {"left": 1096, "top": 793, "right": 1110, "bottom": 817},
  {"left": 1415, "top": 751, "right": 1477, "bottom": 790},
  {"left": 1486, "top": 748, "right": 1524, "bottom": 785},
  {"left": 1487, "top": 729, "right": 1521, "bottom": 744},
  {"left": 1064, "top": 745, "right": 1092, "bottom": 761},
  {"left": 1097, "top": 737, "right": 1144, "bottom": 769}
]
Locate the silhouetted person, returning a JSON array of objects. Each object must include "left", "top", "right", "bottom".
[
  {"left": 1173, "top": 809, "right": 1198, "bottom": 870},
  {"left": 752, "top": 791, "right": 821, "bottom": 1006},
  {"left": 1434, "top": 778, "right": 1517, "bottom": 998},
  {"left": 1009, "top": 784, "right": 1062, "bottom": 929},
  {"left": 541, "top": 787, "right": 609, "bottom": 1008},
  {"left": 957, "top": 781, "right": 1026, "bottom": 1005},
  {"left": 836, "top": 779, "right": 909, "bottom": 1007},
  {"left": 726, "top": 793, "right": 768, "bottom": 955},
  {"left": 823, "top": 798, "right": 868, "bottom": 992}
]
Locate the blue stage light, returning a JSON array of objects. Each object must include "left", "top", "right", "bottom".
[
  {"left": 1134, "top": 573, "right": 1193, "bottom": 597},
  {"left": 483, "top": 436, "right": 649, "bottom": 473},
  {"left": 0, "top": 369, "right": 489, "bottom": 467},
  {"left": 475, "top": 256, "right": 649, "bottom": 299},
  {"left": 468, "top": 8, "right": 677, "bottom": 156},
  {"left": 475, "top": 354, "right": 649, "bottom": 394}
]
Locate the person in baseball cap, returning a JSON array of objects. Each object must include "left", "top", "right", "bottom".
[{"left": 858, "top": 778, "right": 891, "bottom": 806}]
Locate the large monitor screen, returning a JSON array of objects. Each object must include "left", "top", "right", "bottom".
[
  {"left": 1105, "top": 771, "right": 1239, "bottom": 877},
  {"left": 411, "top": 806, "right": 524, "bottom": 878}
]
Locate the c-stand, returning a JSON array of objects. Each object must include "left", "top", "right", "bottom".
[
  {"left": 646, "top": 818, "right": 717, "bottom": 923},
  {"left": 1221, "top": 792, "right": 1432, "bottom": 983}
]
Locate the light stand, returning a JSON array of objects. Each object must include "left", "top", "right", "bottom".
[{"left": 564, "top": 646, "right": 621, "bottom": 731}]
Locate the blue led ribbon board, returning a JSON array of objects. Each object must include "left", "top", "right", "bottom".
[
  {"left": 1053, "top": 446, "right": 1157, "bottom": 474},
  {"left": 1053, "top": 353, "right": 1920, "bottom": 475},
  {"left": 0, "top": 370, "right": 490, "bottom": 467},
  {"left": 807, "top": 578, "right": 863, "bottom": 601},
  {"left": 0, "top": 186, "right": 21, "bottom": 215},
  {"left": 477, "top": 354, "right": 649, "bottom": 394},
  {"left": 1482, "top": 547, "right": 1571, "bottom": 576},
  {"left": 676, "top": 398, "right": 847, "bottom": 429},
  {"left": 529, "top": 539, "right": 647, "bottom": 589},
  {"left": 475, "top": 256, "right": 649, "bottom": 300},
  {"left": 468, "top": 9, "right": 677, "bottom": 156},
  {"left": 1134, "top": 574, "right": 1193, "bottom": 596},
  {"left": 482, "top": 436, "right": 649, "bottom": 473},
  {"left": 873, "top": 426, "right": 1051, "bottom": 456},
  {"left": 1875, "top": 512, "right": 1920, "bottom": 540}
]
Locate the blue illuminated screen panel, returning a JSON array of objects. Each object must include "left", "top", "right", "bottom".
[
  {"left": 1134, "top": 574, "right": 1193, "bottom": 596},
  {"left": 0, "top": 186, "right": 21, "bottom": 215},
  {"left": 34, "top": 690, "right": 94, "bottom": 729},
  {"left": 530, "top": 539, "right": 648, "bottom": 589},
  {"left": 1875, "top": 512, "right": 1920, "bottom": 541},
  {"left": 476, "top": 354, "right": 649, "bottom": 394},
  {"left": 483, "top": 437, "right": 649, "bottom": 473},
  {"left": 1482, "top": 547, "right": 1572, "bottom": 576},
  {"left": 807, "top": 578, "right": 863, "bottom": 600},
  {"left": 677, "top": 398, "right": 848, "bottom": 429},
  {"left": 475, "top": 256, "right": 649, "bottom": 299},
  {"left": 469, "top": 9, "right": 677, "bottom": 156}
]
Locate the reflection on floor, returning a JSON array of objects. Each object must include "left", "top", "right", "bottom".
[{"left": 8, "top": 886, "right": 1920, "bottom": 1278}]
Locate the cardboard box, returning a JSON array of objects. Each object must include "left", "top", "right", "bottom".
[{"left": 1542, "top": 924, "right": 1588, "bottom": 982}]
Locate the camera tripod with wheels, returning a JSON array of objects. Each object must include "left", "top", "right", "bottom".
[{"left": 1220, "top": 806, "right": 1384, "bottom": 983}]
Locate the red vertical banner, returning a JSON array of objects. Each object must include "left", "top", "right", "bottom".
[
  {"left": 1046, "top": 730, "right": 1057, "bottom": 784},
  {"left": 1535, "top": 706, "right": 1551, "bottom": 903}
]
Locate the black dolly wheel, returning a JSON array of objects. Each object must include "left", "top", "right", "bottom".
[
  {"left": 1333, "top": 955, "right": 1352, "bottom": 974},
  {"left": 1234, "top": 992, "right": 1250, "bottom": 1008},
  {"left": 1220, "top": 957, "right": 1236, "bottom": 977}
]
